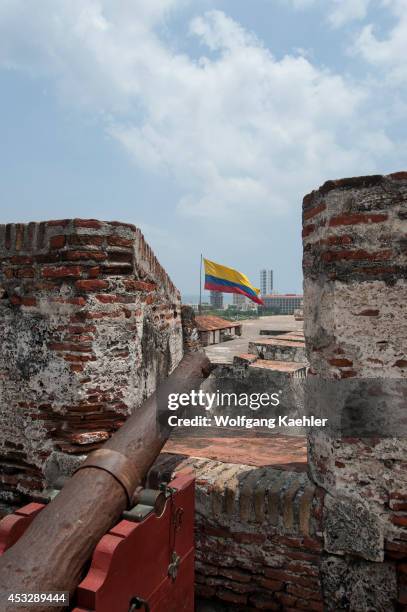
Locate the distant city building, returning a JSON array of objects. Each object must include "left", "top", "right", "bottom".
[
  {"left": 210, "top": 290, "right": 223, "bottom": 309},
  {"left": 232, "top": 293, "right": 246, "bottom": 308},
  {"left": 232, "top": 293, "right": 258, "bottom": 312},
  {"left": 262, "top": 294, "right": 303, "bottom": 315},
  {"left": 260, "top": 269, "right": 273, "bottom": 295}
]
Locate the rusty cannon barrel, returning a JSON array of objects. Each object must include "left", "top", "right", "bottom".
[{"left": 0, "top": 351, "right": 212, "bottom": 611}]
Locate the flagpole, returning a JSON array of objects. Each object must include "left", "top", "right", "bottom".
[{"left": 199, "top": 254, "right": 203, "bottom": 314}]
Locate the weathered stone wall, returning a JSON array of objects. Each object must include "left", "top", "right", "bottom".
[
  {"left": 181, "top": 305, "right": 201, "bottom": 352},
  {"left": 248, "top": 339, "right": 307, "bottom": 364},
  {"left": 200, "top": 361, "right": 306, "bottom": 430},
  {"left": 150, "top": 454, "right": 325, "bottom": 611},
  {"left": 303, "top": 173, "right": 407, "bottom": 609},
  {"left": 0, "top": 219, "right": 183, "bottom": 508}
]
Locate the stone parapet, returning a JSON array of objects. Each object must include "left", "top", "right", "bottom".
[
  {"left": 303, "top": 174, "right": 407, "bottom": 609},
  {"left": 0, "top": 219, "right": 183, "bottom": 507},
  {"left": 149, "top": 453, "right": 325, "bottom": 611}
]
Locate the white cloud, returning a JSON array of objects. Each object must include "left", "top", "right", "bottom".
[
  {"left": 328, "top": 0, "right": 372, "bottom": 27},
  {"left": 0, "top": 1, "right": 397, "bottom": 221},
  {"left": 353, "top": 0, "right": 407, "bottom": 84},
  {"left": 285, "top": 0, "right": 372, "bottom": 27}
]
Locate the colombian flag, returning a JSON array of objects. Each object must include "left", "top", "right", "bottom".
[{"left": 204, "top": 258, "right": 264, "bottom": 306}]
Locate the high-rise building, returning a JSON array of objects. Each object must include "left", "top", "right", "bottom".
[
  {"left": 260, "top": 269, "right": 273, "bottom": 295},
  {"left": 210, "top": 290, "right": 223, "bottom": 309}
]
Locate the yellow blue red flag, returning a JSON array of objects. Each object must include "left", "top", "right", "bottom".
[{"left": 204, "top": 258, "right": 264, "bottom": 305}]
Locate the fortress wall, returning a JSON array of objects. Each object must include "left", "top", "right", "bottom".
[
  {"left": 0, "top": 219, "right": 183, "bottom": 508},
  {"left": 303, "top": 173, "right": 407, "bottom": 609}
]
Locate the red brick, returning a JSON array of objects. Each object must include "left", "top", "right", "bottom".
[
  {"left": 42, "top": 266, "right": 82, "bottom": 278},
  {"left": 285, "top": 562, "right": 319, "bottom": 577},
  {"left": 107, "top": 221, "right": 137, "bottom": 231},
  {"left": 285, "top": 550, "right": 321, "bottom": 562},
  {"left": 87, "top": 266, "right": 101, "bottom": 278},
  {"left": 389, "top": 171, "right": 407, "bottom": 181},
  {"left": 219, "top": 568, "right": 252, "bottom": 583},
  {"left": 125, "top": 280, "right": 156, "bottom": 292},
  {"left": 100, "top": 264, "right": 133, "bottom": 276},
  {"left": 302, "top": 225, "right": 315, "bottom": 238},
  {"left": 303, "top": 202, "right": 326, "bottom": 221},
  {"left": 4, "top": 225, "right": 12, "bottom": 250},
  {"left": 49, "top": 342, "right": 92, "bottom": 353},
  {"left": 203, "top": 526, "right": 232, "bottom": 539},
  {"left": 320, "top": 234, "right": 353, "bottom": 246},
  {"left": 272, "top": 536, "right": 323, "bottom": 552},
  {"left": 63, "top": 354, "right": 96, "bottom": 363},
  {"left": 107, "top": 251, "right": 133, "bottom": 263},
  {"left": 46, "top": 219, "right": 70, "bottom": 227},
  {"left": 34, "top": 253, "right": 61, "bottom": 264},
  {"left": 276, "top": 592, "right": 297, "bottom": 606},
  {"left": 64, "top": 334, "right": 93, "bottom": 343},
  {"left": 232, "top": 532, "right": 266, "bottom": 544},
  {"left": 50, "top": 235, "right": 66, "bottom": 249},
  {"left": 264, "top": 569, "right": 293, "bottom": 582},
  {"left": 68, "top": 325, "right": 96, "bottom": 334},
  {"left": 50, "top": 297, "right": 87, "bottom": 306},
  {"left": 340, "top": 370, "right": 357, "bottom": 379},
  {"left": 355, "top": 309, "right": 379, "bottom": 316},
  {"left": 322, "top": 249, "right": 392, "bottom": 263},
  {"left": 394, "top": 360, "right": 407, "bottom": 368},
  {"left": 328, "top": 358, "right": 353, "bottom": 367},
  {"left": 384, "top": 540, "right": 407, "bottom": 556},
  {"left": 21, "top": 297, "right": 37, "bottom": 307},
  {"left": 287, "top": 583, "right": 322, "bottom": 601},
  {"left": 62, "top": 250, "right": 107, "bottom": 262},
  {"left": 391, "top": 514, "right": 407, "bottom": 527},
  {"left": 358, "top": 265, "right": 397, "bottom": 276},
  {"left": 257, "top": 577, "right": 284, "bottom": 591},
  {"left": 107, "top": 236, "right": 133, "bottom": 247},
  {"left": 16, "top": 267, "right": 35, "bottom": 278},
  {"left": 390, "top": 493, "right": 407, "bottom": 511},
  {"left": 216, "top": 588, "right": 247, "bottom": 605},
  {"left": 15, "top": 224, "right": 24, "bottom": 250},
  {"left": 74, "top": 219, "right": 103, "bottom": 229},
  {"left": 67, "top": 235, "right": 104, "bottom": 246},
  {"left": 95, "top": 294, "right": 126, "bottom": 304},
  {"left": 10, "top": 256, "right": 33, "bottom": 264},
  {"left": 75, "top": 279, "right": 109, "bottom": 291},
  {"left": 329, "top": 212, "right": 388, "bottom": 226}
]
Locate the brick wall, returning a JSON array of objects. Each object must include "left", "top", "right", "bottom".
[
  {"left": 0, "top": 219, "right": 183, "bottom": 509},
  {"left": 303, "top": 173, "right": 407, "bottom": 609},
  {"left": 150, "top": 454, "right": 325, "bottom": 611}
]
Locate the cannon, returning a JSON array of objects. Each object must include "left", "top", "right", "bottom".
[{"left": 0, "top": 351, "right": 212, "bottom": 611}]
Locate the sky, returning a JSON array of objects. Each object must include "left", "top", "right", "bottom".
[{"left": 0, "top": 0, "right": 406, "bottom": 298}]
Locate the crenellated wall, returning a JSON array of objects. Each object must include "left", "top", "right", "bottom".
[
  {"left": 0, "top": 219, "right": 183, "bottom": 508},
  {"left": 303, "top": 172, "right": 407, "bottom": 610}
]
